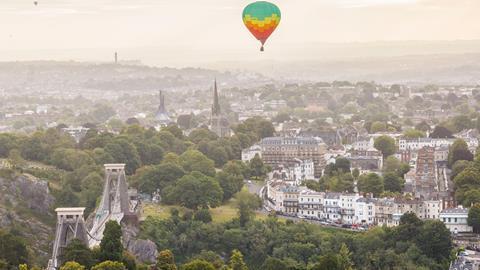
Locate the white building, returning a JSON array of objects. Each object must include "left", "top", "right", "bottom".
[
  {"left": 423, "top": 200, "right": 442, "bottom": 220},
  {"left": 288, "top": 159, "right": 315, "bottom": 185},
  {"left": 241, "top": 145, "right": 262, "bottom": 162},
  {"left": 439, "top": 207, "right": 472, "bottom": 233},
  {"left": 352, "top": 138, "right": 375, "bottom": 151},
  {"left": 298, "top": 190, "right": 324, "bottom": 219},
  {"left": 340, "top": 193, "right": 361, "bottom": 224},
  {"left": 355, "top": 197, "right": 376, "bottom": 225},
  {"left": 266, "top": 181, "right": 286, "bottom": 212},
  {"left": 323, "top": 193, "right": 342, "bottom": 222},
  {"left": 399, "top": 138, "right": 478, "bottom": 153}
]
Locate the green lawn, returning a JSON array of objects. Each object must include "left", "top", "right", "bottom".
[{"left": 141, "top": 199, "right": 272, "bottom": 223}]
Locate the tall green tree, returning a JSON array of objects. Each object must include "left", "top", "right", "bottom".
[
  {"left": 180, "top": 150, "right": 216, "bottom": 177},
  {"left": 374, "top": 136, "right": 396, "bottom": 159},
  {"left": 383, "top": 172, "right": 404, "bottom": 193},
  {"left": 229, "top": 250, "right": 248, "bottom": 270},
  {"left": 104, "top": 138, "right": 141, "bottom": 175},
  {"left": 61, "top": 239, "right": 95, "bottom": 269},
  {"left": 234, "top": 190, "right": 262, "bottom": 226},
  {"left": 448, "top": 139, "right": 473, "bottom": 168},
  {"left": 156, "top": 250, "right": 177, "bottom": 270},
  {"left": 358, "top": 173, "right": 384, "bottom": 197},
  {"left": 99, "top": 221, "right": 123, "bottom": 262},
  {"left": 165, "top": 171, "right": 223, "bottom": 210},
  {"left": 429, "top": 126, "right": 453, "bottom": 138},
  {"left": 468, "top": 204, "right": 480, "bottom": 234},
  {"left": 0, "top": 230, "right": 28, "bottom": 268},
  {"left": 249, "top": 154, "right": 267, "bottom": 180}
]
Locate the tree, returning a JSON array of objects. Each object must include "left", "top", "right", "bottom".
[
  {"left": 105, "top": 138, "right": 141, "bottom": 175},
  {"left": 261, "top": 257, "right": 287, "bottom": 270},
  {"left": 216, "top": 171, "right": 244, "bottom": 202},
  {"left": 125, "top": 118, "right": 140, "bottom": 126},
  {"left": 468, "top": 204, "right": 480, "bottom": 234},
  {"left": 337, "top": 244, "right": 353, "bottom": 270},
  {"left": 452, "top": 115, "right": 473, "bottom": 132},
  {"left": 415, "top": 121, "right": 431, "bottom": 132},
  {"left": 0, "top": 230, "right": 28, "bottom": 268},
  {"left": 448, "top": 139, "right": 473, "bottom": 168},
  {"left": 180, "top": 150, "right": 216, "bottom": 177},
  {"left": 121, "top": 251, "right": 136, "bottom": 270},
  {"left": 60, "top": 262, "right": 86, "bottom": 270},
  {"left": 165, "top": 172, "right": 223, "bottom": 210},
  {"left": 335, "top": 158, "right": 351, "bottom": 173},
  {"left": 229, "top": 250, "right": 248, "bottom": 270},
  {"left": 454, "top": 166, "right": 480, "bottom": 204},
  {"left": 370, "top": 121, "right": 387, "bottom": 133},
  {"left": 403, "top": 129, "right": 425, "bottom": 139},
  {"left": 234, "top": 190, "right": 262, "bottom": 226},
  {"left": 464, "top": 189, "right": 480, "bottom": 207},
  {"left": 188, "top": 129, "right": 218, "bottom": 144},
  {"left": 181, "top": 260, "right": 215, "bottom": 270},
  {"left": 91, "top": 261, "right": 126, "bottom": 270},
  {"left": 194, "top": 209, "right": 212, "bottom": 223},
  {"left": 61, "top": 239, "right": 94, "bottom": 269},
  {"left": 156, "top": 250, "right": 177, "bottom": 270},
  {"left": 396, "top": 212, "right": 423, "bottom": 242},
  {"left": 383, "top": 172, "right": 404, "bottom": 193},
  {"left": 383, "top": 156, "right": 401, "bottom": 173},
  {"left": 311, "top": 254, "right": 341, "bottom": 270},
  {"left": 451, "top": 160, "right": 473, "bottom": 181},
  {"left": 429, "top": 126, "right": 453, "bottom": 139},
  {"left": 249, "top": 154, "right": 267, "bottom": 179},
  {"left": 358, "top": 173, "right": 384, "bottom": 197},
  {"left": 99, "top": 221, "right": 123, "bottom": 262},
  {"left": 352, "top": 168, "right": 360, "bottom": 179},
  {"left": 193, "top": 251, "right": 224, "bottom": 269},
  {"left": 134, "top": 142, "right": 164, "bottom": 166},
  {"left": 134, "top": 163, "right": 185, "bottom": 194},
  {"left": 417, "top": 220, "right": 453, "bottom": 262},
  {"left": 374, "top": 136, "right": 396, "bottom": 159}
]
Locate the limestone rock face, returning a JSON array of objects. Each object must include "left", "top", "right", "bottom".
[
  {"left": 126, "top": 238, "right": 158, "bottom": 264},
  {"left": 0, "top": 173, "right": 55, "bottom": 265}
]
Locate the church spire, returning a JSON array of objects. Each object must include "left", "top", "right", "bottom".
[
  {"left": 212, "top": 79, "right": 221, "bottom": 115},
  {"left": 158, "top": 90, "right": 166, "bottom": 112}
]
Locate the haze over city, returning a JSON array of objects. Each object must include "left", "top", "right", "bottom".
[{"left": 1, "top": 0, "right": 480, "bottom": 66}]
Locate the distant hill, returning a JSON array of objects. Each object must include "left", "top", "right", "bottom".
[{"left": 0, "top": 61, "right": 270, "bottom": 94}]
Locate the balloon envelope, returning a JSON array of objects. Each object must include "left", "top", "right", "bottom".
[{"left": 242, "top": 1, "right": 281, "bottom": 51}]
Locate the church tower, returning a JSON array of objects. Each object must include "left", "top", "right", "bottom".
[
  {"left": 155, "top": 90, "right": 172, "bottom": 127},
  {"left": 210, "top": 80, "right": 231, "bottom": 137}
]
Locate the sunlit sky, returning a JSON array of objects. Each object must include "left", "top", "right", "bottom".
[{"left": 0, "top": 0, "right": 479, "bottom": 65}]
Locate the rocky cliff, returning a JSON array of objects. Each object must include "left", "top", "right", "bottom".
[{"left": 0, "top": 172, "right": 56, "bottom": 265}]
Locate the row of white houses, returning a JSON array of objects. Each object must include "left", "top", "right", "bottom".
[{"left": 266, "top": 181, "right": 472, "bottom": 233}]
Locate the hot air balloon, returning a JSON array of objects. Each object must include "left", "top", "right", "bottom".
[{"left": 242, "top": 1, "right": 281, "bottom": 52}]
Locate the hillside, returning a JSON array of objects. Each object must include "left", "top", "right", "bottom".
[{"left": 0, "top": 170, "right": 56, "bottom": 265}]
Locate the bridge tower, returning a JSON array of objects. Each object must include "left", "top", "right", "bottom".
[
  {"left": 47, "top": 208, "right": 89, "bottom": 270},
  {"left": 89, "top": 164, "right": 138, "bottom": 248}
]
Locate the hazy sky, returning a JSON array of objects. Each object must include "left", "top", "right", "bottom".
[{"left": 1, "top": 0, "right": 479, "bottom": 65}]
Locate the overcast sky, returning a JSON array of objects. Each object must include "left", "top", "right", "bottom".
[{"left": 0, "top": 0, "right": 479, "bottom": 65}]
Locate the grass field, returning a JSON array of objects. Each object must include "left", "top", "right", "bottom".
[{"left": 141, "top": 199, "right": 271, "bottom": 223}]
